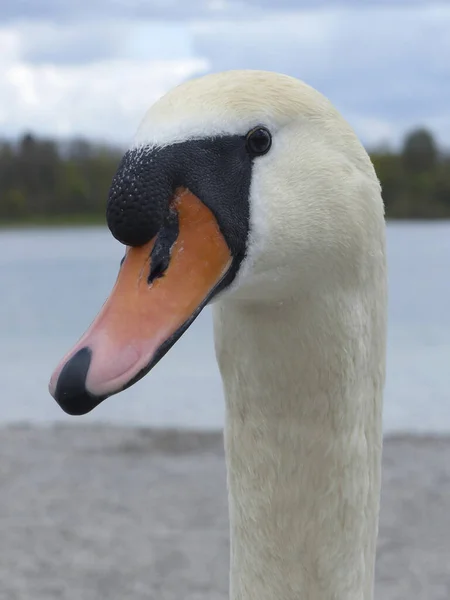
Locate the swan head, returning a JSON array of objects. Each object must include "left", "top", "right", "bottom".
[{"left": 49, "top": 69, "right": 385, "bottom": 415}]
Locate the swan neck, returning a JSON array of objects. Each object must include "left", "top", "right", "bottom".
[{"left": 214, "top": 296, "right": 385, "bottom": 600}]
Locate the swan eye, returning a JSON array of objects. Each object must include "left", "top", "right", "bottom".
[{"left": 246, "top": 127, "right": 272, "bottom": 156}]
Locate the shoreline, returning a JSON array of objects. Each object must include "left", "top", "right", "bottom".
[
  {"left": 2, "top": 216, "right": 450, "bottom": 231},
  {"left": 3, "top": 419, "right": 450, "bottom": 440},
  {"left": 0, "top": 216, "right": 106, "bottom": 229},
  {"left": 1, "top": 424, "right": 449, "bottom": 599}
]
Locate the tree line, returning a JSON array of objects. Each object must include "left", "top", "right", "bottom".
[{"left": 0, "top": 128, "right": 449, "bottom": 223}]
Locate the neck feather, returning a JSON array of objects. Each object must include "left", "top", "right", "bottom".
[{"left": 213, "top": 287, "right": 386, "bottom": 600}]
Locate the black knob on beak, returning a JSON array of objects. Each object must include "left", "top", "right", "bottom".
[{"left": 106, "top": 149, "right": 171, "bottom": 247}]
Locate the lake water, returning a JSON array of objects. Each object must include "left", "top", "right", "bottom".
[{"left": 0, "top": 223, "right": 449, "bottom": 433}]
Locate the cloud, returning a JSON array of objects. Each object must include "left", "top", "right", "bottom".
[
  {"left": 0, "top": 56, "right": 207, "bottom": 143},
  {"left": 0, "top": 0, "right": 440, "bottom": 24},
  {"left": 0, "top": 20, "right": 193, "bottom": 65},
  {"left": 12, "top": 22, "right": 121, "bottom": 65},
  {"left": 1, "top": 1, "right": 443, "bottom": 68},
  {"left": 0, "top": 2, "right": 448, "bottom": 146},
  {"left": 0, "top": 0, "right": 248, "bottom": 23},
  {"left": 0, "top": 19, "right": 206, "bottom": 143},
  {"left": 191, "top": 4, "right": 450, "bottom": 147}
]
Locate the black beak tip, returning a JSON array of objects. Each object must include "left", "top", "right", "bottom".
[{"left": 53, "top": 347, "right": 105, "bottom": 416}]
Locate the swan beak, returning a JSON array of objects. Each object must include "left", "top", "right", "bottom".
[{"left": 49, "top": 189, "right": 232, "bottom": 415}]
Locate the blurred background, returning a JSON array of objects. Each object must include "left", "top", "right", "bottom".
[{"left": 0, "top": 2, "right": 449, "bottom": 599}]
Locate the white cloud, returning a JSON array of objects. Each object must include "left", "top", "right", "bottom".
[
  {"left": 0, "top": 55, "right": 207, "bottom": 143},
  {"left": 0, "top": 20, "right": 206, "bottom": 143}
]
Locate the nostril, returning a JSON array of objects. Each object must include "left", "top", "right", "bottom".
[
  {"left": 148, "top": 208, "right": 179, "bottom": 284},
  {"left": 148, "top": 255, "right": 169, "bottom": 284}
]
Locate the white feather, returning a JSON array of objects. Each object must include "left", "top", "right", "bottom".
[{"left": 135, "top": 69, "right": 387, "bottom": 600}]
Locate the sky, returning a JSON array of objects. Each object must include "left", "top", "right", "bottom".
[{"left": 0, "top": 0, "right": 448, "bottom": 149}]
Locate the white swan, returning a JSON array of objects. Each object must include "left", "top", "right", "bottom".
[{"left": 49, "top": 70, "right": 387, "bottom": 600}]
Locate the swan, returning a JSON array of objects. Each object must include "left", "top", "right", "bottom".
[{"left": 49, "top": 70, "right": 387, "bottom": 600}]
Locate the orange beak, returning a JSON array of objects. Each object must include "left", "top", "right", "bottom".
[{"left": 49, "top": 189, "right": 232, "bottom": 415}]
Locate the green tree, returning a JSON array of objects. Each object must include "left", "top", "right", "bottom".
[
  {"left": 402, "top": 128, "right": 438, "bottom": 173},
  {"left": 1, "top": 188, "right": 27, "bottom": 219},
  {"left": 0, "top": 129, "right": 449, "bottom": 224}
]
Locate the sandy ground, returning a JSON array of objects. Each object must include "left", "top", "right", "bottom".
[{"left": 0, "top": 425, "right": 449, "bottom": 600}]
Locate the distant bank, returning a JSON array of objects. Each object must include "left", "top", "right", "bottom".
[
  {"left": 2, "top": 214, "right": 450, "bottom": 230},
  {"left": 1, "top": 127, "right": 450, "bottom": 223},
  {"left": 0, "top": 214, "right": 106, "bottom": 228}
]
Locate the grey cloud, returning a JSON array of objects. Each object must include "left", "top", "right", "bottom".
[
  {"left": 190, "top": 6, "right": 450, "bottom": 145},
  {"left": 0, "top": 0, "right": 441, "bottom": 23},
  {"left": 2, "top": 1, "right": 449, "bottom": 144},
  {"left": 0, "top": 0, "right": 243, "bottom": 22},
  {"left": 3, "top": 1, "right": 443, "bottom": 67},
  {"left": 18, "top": 24, "right": 121, "bottom": 65}
]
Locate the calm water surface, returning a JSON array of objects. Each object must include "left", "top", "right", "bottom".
[{"left": 0, "top": 223, "right": 449, "bottom": 433}]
